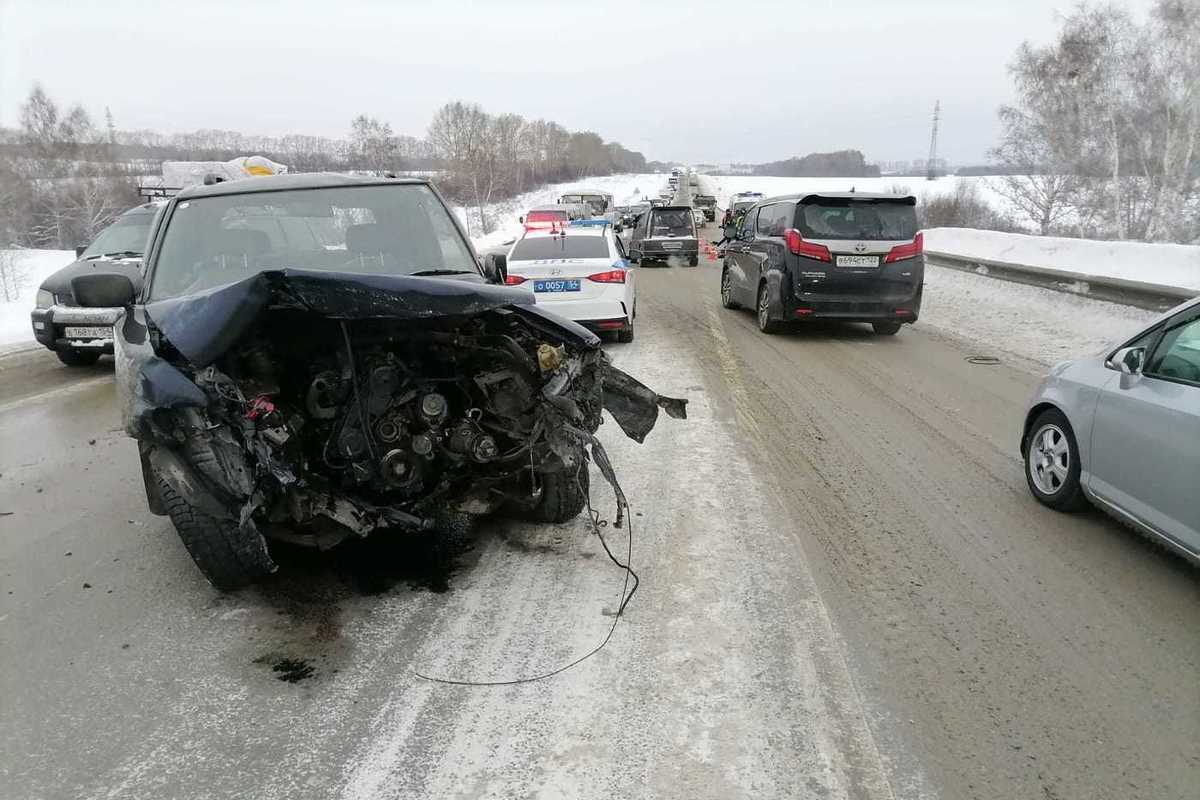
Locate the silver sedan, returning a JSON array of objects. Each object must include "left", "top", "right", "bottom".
[{"left": 1021, "top": 296, "right": 1200, "bottom": 562}]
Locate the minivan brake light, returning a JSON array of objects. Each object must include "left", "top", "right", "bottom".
[{"left": 783, "top": 229, "right": 831, "bottom": 262}]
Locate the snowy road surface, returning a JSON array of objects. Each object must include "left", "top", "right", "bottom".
[{"left": 1, "top": 215, "right": 1197, "bottom": 800}]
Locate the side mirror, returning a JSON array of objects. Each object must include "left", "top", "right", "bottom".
[
  {"left": 72, "top": 272, "right": 136, "bottom": 308},
  {"left": 75, "top": 245, "right": 87, "bottom": 258},
  {"left": 614, "top": 224, "right": 623, "bottom": 234},
  {"left": 1112, "top": 346, "right": 1145, "bottom": 375},
  {"left": 483, "top": 253, "right": 508, "bottom": 285}
]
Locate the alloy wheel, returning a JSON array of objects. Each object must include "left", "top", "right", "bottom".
[{"left": 1029, "top": 424, "right": 1070, "bottom": 494}]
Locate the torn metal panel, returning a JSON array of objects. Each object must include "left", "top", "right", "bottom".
[
  {"left": 144, "top": 268, "right": 537, "bottom": 367},
  {"left": 599, "top": 361, "right": 689, "bottom": 444}
]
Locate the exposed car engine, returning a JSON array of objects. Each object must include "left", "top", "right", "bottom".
[{"left": 116, "top": 268, "right": 685, "bottom": 588}]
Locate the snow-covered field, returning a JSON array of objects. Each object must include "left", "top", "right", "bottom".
[{"left": 0, "top": 249, "right": 73, "bottom": 354}]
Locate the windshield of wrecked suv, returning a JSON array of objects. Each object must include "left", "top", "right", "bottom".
[{"left": 148, "top": 184, "right": 478, "bottom": 300}]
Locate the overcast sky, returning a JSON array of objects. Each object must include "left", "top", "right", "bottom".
[{"left": 0, "top": 0, "right": 1156, "bottom": 166}]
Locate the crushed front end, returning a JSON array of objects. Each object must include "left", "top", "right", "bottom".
[{"left": 116, "top": 270, "right": 685, "bottom": 588}]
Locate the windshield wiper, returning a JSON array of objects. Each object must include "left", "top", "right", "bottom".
[
  {"left": 84, "top": 250, "right": 143, "bottom": 260},
  {"left": 408, "top": 269, "right": 476, "bottom": 276}
]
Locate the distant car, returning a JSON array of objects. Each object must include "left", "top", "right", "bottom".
[
  {"left": 693, "top": 194, "right": 717, "bottom": 221},
  {"left": 719, "top": 192, "right": 923, "bottom": 335},
  {"left": 557, "top": 190, "right": 614, "bottom": 217},
  {"left": 30, "top": 202, "right": 160, "bottom": 366},
  {"left": 520, "top": 206, "right": 573, "bottom": 230},
  {"left": 628, "top": 205, "right": 699, "bottom": 267},
  {"left": 502, "top": 220, "right": 636, "bottom": 342},
  {"left": 1021, "top": 297, "right": 1200, "bottom": 563}
]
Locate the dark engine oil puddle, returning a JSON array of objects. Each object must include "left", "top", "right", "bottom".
[{"left": 254, "top": 654, "right": 316, "bottom": 683}]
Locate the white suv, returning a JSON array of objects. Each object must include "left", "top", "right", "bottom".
[{"left": 502, "top": 221, "right": 637, "bottom": 343}]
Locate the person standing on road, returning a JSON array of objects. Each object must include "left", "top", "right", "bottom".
[{"left": 713, "top": 208, "right": 746, "bottom": 249}]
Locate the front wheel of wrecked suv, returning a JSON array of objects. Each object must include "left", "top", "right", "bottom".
[
  {"left": 156, "top": 474, "right": 277, "bottom": 590},
  {"left": 528, "top": 463, "right": 590, "bottom": 523}
]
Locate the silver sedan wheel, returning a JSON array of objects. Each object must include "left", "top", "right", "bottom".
[
  {"left": 757, "top": 285, "right": 770, "bottom": 329},
  {"left": 1029, "top": 423, "right": 1071, "bottom": 494}
]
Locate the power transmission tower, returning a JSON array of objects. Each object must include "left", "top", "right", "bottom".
[{"left": 926, "top": 100, "right": 940, "bottom": 181}]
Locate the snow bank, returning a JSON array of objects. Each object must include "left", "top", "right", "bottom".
[
  {"left": 0, "top": 249, "right": 74, "bottom": 354},
  {"left": 924, "top": 228, "right": 1200, "bottom": 292},
  {"left": 921, "top": 264, "right": 1159, "bottom": 366}
]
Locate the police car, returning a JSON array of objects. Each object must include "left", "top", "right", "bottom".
[{"left": 503, "top": 220, "right": 636, "bottom": 342}]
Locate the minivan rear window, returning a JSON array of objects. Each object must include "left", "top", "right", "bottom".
[
  {"left": 510, "top": 236, "right": 609, "bottom": 260},
  {"left": 649, "top": 209, "right": 695, "bottom": 236},
  {"left": 798, "top": 200, "right": 919, "bottom": 241}
]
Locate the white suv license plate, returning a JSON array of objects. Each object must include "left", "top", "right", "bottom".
[
  {"left": 836, "top": 255, "right": 880, "bottom": 268},
  {"left": 661, "top": 242, "right": 683, "bottom": 250},
  {"left": 64, "top": 326, "right": 113, "bottom": 340}
]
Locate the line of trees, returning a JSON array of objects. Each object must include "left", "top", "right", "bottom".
[
  {"left": 990, "top": 0, "right": 1199, "bottom": 242},
  {"left": 0, "top": 86, "right": 649, "bottom": 247},
  {"left": 424, "top": 101, "right": 646, "bottom": 233},
  {"left": 752, "top": 150, "right": 880, "bottom": 178}
]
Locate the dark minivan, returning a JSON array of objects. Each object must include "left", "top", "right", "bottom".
[{"left": 719, "top": 192, "right": 923, "bottom": 334}]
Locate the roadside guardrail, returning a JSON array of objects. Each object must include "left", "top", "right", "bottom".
[{"left": 925, "top": 250, "right": 1198, "bottom": 312}]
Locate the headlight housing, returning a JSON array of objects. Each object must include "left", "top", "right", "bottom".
[{"left": 35, "top": 289, "right": 55, "bottom": 309}]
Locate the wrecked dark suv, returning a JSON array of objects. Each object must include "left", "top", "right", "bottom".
[{"left": 71, "top": 174, "right": 684, "bottom": 589}]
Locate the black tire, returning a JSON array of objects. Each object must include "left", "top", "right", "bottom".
[
  {"left": 56, "top": 348, "right": 101, "bottom": 367},
  {"left": 529, "top": 464, "right": 589, "bottom": 523},
  {"left": 156, "top": 474, "right": 277, "bottom": 590},
  {"left": 617, "top": 320, "right": 634, "bottom": 343},
  {"left": 756, "top": 282, "right": 783, "bottom": 334},
  {"left": 720, "top": 268, "right": 738, "bottom": 309},
  {"left": 872, "top": 322, "right": 903, "bottom": 336},
  {"left": 1024, "top": 409, "right": 1088, "bottom": 511},
  {"left": 689, "top": 255, "right": 699, "bottom": 267}
]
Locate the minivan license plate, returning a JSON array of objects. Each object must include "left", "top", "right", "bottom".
[
  {"left": 533, "top": 279, "right": 581, "bottom": 293},
  {"left": 64, "top": 326, "right": 113, "bottom": 339},
  {"left": 836, "top": 255, "right": 879, "bottom": 268}
]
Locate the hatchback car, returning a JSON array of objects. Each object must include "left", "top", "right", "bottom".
[
  {"left": 1021, "top": 297, "right": 1200, "bottom": 562},
  {"left": 502, "top": 220, "right": 636, "bottom": 342},
  {"left": 719, "top": 192, "right": 923, "bottom": 335}
]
